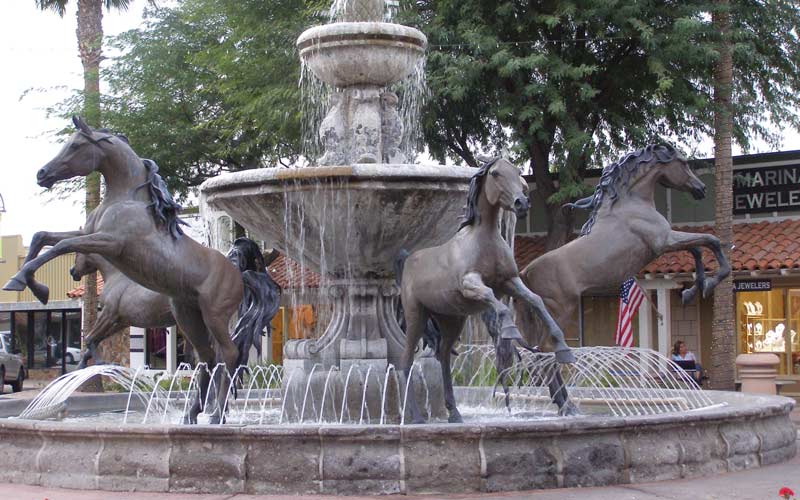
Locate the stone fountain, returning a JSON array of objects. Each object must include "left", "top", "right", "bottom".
[
  {"left": 200, "top": 0, "right": 472, "bottom": 419},
  {"left": 0, "top": 0, "right": 794, "bottom": 496}
]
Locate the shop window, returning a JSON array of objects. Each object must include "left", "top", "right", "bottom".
[
  {"left": 145, "top": 327, "right": 168, "bottom": 370},
  {"left": 737, "top": 289, "right": 798, "bottom": 376}
]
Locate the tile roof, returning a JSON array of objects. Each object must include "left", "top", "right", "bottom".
[
  {"left": 515, "top": 219, "right": 800, "bottom": 276},
  {"left": 266, "top": 254, "right": 321, "bottom": 290},
  {"left": 67, "top": 218, "right": 800, "bottom": 297},
  {"left": 66, "top": 275, "right": 105, "bottom": 298}
]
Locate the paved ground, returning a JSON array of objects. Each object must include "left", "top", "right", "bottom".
[{"left": 1, "top": 401, "right": 797, "bottom": 500}]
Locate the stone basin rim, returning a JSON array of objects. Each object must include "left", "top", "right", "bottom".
[
  {"left": 0, "top": 391, "right": 793, "bottom": 436},
  {"left": 200, "top": 164, "right": 475, "bottom": 194},
  {"left": 297, "top": 22, "right": 428, "bottom": 52}
]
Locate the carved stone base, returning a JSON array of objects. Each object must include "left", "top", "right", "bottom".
[{"left": 281, "top": 279, "right": 446, "bottom": 422}]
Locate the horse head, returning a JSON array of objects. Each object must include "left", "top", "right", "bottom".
[
  {"left": 226, "top": 237, "right": 266, "bottom": 273},
  {"left": 651, "top": 145, "right": 706, "bottom": 200},
  {"left": 70, "top": 253, "right": 99, "bottom": 281},
  {"left": 484, "top": 158, "right": 530, "bottom": 218},
  {"left": 461, "top": 157, "right": 529, "bottom": 229},
  {"left": 37, "top": 116, "right": 120, "bottom": 189}
]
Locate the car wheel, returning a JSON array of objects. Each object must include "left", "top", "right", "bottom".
[
  {"left": 0, "top": 366, "right": 5, "bottom": 395},
  {"left": 66, "top": 353, "right": 75, "bottom": 364},
  {"left": 10, "top": 367, "right": 23, "bottom": 393}
]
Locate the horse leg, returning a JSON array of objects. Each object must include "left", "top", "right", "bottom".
[
  {"left": 2, "top": 232, "right": 121, "bottom": 304},
  {"left": 662, "top": 231, "right": 731, "bottom": 298},
  {"left": 78, "top": 309, "right": 120, "bottom": 368},
  {"left": 171, "top": 301, "right": 214, "bottom": 424},
  {"left": 461, "top": 273, "right": 520, "bottom": 341},
  {"left": 501, "top": 277, "right": 575, "bottom": 364},
  {"left": 435, "top": 316, "right": 466, "bottom": 423},
  {"left": 199, "top": 301, "right": 239, "bottom": 425},
  {"left": 24, "top": 230, "right": 84, "bottom": 264},
  {"left": 400, "top": 300, "right": 427, "bottom": 424},
  {"left": 680, "top": 247, "right": 706, "bottom": 305}
]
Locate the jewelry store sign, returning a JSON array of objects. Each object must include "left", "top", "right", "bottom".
[
  {"left": 733, "top": 164, "right": 800, "bottom": 214},
  {"left": 734, "top": 279, "right": 772, "bottom": 292}
]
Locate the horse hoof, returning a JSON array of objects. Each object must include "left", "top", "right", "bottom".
[
  {"left": 448, "top": 412, "right": 464, "bottom": 424},
  {"left": 681, "top": 288, "right": 697, "bottom": 305},
  {"left": 2, "top": 277, "right": 26, "bottom": 292},
  {"left": 555, "top": 349, "right": 576, "bottom": 364},
  {"left": 559, "top": 402, "right": 580, "bottom": 417},
  {"left": 30, "top": 283, "right": 50, "bottom": 305}
]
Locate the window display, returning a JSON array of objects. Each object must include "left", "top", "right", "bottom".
[{"left": 738, "top": 288, "right": 800, "bottom": 376}]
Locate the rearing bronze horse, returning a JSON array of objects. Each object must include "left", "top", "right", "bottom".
[
  {"left": 518, "top": 143, "right": 731, "bottom": 351},
  {"left": 3, "top": 117, "right": 273, "bottom": 423},
  {"left": 397, "top": 157, "right": 574, "bottom": 424}
]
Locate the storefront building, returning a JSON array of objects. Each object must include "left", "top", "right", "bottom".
[
  {"left": 515, "top": 149, "right": 800, "bottom": 395},
  {"left": 0, "top": 235, "right": 82, "bottom": 379}
]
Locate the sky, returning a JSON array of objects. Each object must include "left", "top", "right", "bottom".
[
  {"left": 0, "top": 0, "right": 799, "bottom": 246},
  {"left": 0, "top": 0, "right": 148, "bottom": 245}
]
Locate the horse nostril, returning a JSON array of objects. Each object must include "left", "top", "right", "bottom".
[{"left": 37, "top": 168, "right": 47, "bottom": 179}]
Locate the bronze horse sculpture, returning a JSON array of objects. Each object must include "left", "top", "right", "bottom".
[
  {"left": 518, "top": 143, "right": 730, "bottom": 356},
  {"left": 70, "top": 252, "right": 174, "bottom": 368},
  {"left": 3, "top": 117, "right": 275, "bottom": 423},
  {"left": 72, "top": 237, "right": 281, "bottom": 371},
  {"left": 397, "top": 157, "right": 574, "bottom": 424}
]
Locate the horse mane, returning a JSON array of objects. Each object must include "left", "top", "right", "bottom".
[
  {"left": 459, "top": 156, "right": 502, "bottom": 230},
  {"left": 141, "top": 159, "right": 187, "bottom": 239},
  {"left": 565, "top": 144, "right": 683, "bottom": 236}
]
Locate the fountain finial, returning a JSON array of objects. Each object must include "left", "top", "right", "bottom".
[{"left": 333, "top": 0, "right": 385, "bottom": 22}]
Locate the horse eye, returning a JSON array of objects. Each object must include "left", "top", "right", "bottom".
[
  {"left": 490, "top": 170, "right": 499, "bottom": 177},
  {"left": 68, "top": 143, "right": 79, "bottom": 150}
]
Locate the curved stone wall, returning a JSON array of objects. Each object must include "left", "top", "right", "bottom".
[{"left": 0, "top": 391, "right": 794, "bottom": 495}]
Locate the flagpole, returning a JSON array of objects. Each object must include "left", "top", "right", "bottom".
[{"left": 633, "top": 277, "right": 663, "bottom": 324}]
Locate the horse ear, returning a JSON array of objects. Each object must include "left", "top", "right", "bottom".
[{"left": 72, "top": 116, "right": 92, "bottom": 135}]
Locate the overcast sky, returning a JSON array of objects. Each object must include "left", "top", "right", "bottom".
[
  {"left": 0, "top": 1, "right": 147, "bottom": 245},
  {"left": 1, "top": 0, "right": 799, "bottom": 246}
]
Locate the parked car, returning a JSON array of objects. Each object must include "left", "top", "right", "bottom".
[
  {"left": 65, "top": 346, "right": 81, "bottom": 365},
  {"left": 0, "top": 332, "right": 25, "bottom": 393}
]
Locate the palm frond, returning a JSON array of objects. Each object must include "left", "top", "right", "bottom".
[{"left": 35, "top": 0, "right": 69, "bottom": 17}]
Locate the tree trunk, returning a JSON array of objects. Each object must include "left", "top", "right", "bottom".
[
  {"left": 77, "top": 0, "right": 105, "bottom": 389},
  {"left": 710, "top": 0, "right": 735, "bottom": 390}
]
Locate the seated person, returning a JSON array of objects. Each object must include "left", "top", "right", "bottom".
[{"left": 671, "top": 340, "right": 705, "bottom": 383}]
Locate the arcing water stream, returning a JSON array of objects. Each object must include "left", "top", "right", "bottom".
[{"left": 17, "top": 345, "right": 714, "bottom": 425}]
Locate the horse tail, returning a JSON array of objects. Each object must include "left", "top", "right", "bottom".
[{"left": 231, "top": 269, "right": 282, "bottom": 369}]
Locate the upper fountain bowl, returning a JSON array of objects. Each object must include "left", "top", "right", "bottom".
[
  {"left": 297, "top": 22, "right": 427, "bottom": 88},
  {"left": 200, "top": 164, "right": 472, "bottom": 279}
]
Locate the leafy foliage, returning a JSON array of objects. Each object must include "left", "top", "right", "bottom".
[
  {"left": 100, "top": 0, "right": 326, "bottom": 197},
  {"left": 409, "top": 0, "right": 800, "bottom": 243}
]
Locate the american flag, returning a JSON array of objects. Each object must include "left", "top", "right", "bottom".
[{"left": 615, "top": 278, "right": 644, "bottom": 347}]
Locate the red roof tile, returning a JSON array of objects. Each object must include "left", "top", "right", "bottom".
[
  {"left": 66, "top": 275, "right": 104, "bottom": 298},
  {"left": 514, "top": 219, "right": 800, "bottom": 276},
  {"left": 267, "top": 254, "right": 321, "bottom": 290}
]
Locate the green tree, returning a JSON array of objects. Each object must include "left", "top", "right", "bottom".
[
  {"left": 101, "top": 0, "right": 325, "bottom": 197},
  {"left": 414, "top": 0, "right": 800, "bottom": 249},
  {"left": 35, "top": 0, "right": 154, "bottom": 358}
]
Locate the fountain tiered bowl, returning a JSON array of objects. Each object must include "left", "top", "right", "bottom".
[{"left": 297, "top": 22, "right": 427, "bottom": 87}]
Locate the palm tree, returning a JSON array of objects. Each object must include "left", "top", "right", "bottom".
[
  {"left": 35, "top": 0, "right": 154, "bottom": 363},
  {"left": 710, "top": 0, "right": 735, "bottom": 390}
]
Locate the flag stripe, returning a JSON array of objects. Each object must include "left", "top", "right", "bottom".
[{"left": 615, "top": 278, "right": 644, "bottom": 348}]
